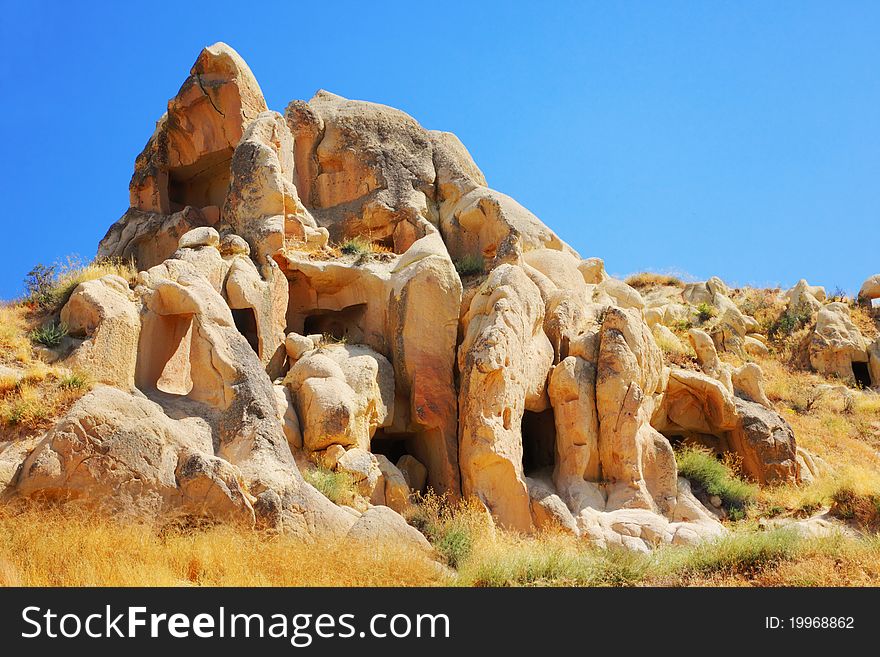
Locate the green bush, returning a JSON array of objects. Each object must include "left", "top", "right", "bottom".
[
  {"left": 768, "top": 308, "right": 812, "bottom": 341},
  {"left": 453, "top": 255, "right": 485, "bottom": 277},
  {"left": 24, "top": 264, "right": 59, "bottom": 309},
  {"left": 302, "top": 467, "right": 357, "bottom": 506},
  {"left": 339, "top": 237, "right": 372, "bottom": 257},
  {"left": 406, "top": 493, "right": 487, "bottom": 569},
  {"left": 29, "top": 321, "right": 68, "bottom": 348},
  {"left": 695, "top": 302, "right": 716, "bottom": 324},
  {"left": 676, "top": 446, "right": 757, "bottom": 512}
]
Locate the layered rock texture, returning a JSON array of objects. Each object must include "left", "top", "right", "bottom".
[{"left": 4, "top": 43, "right": 846, "bottom": 552}]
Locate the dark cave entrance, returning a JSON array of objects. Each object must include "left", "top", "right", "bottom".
[
  {"left": 302, "top": 303, "right": 367, "bottom": 342},
  {"left": 853, "top": 361, "right": 872, "bottom": 389},
  {"left": 167, "top": 148, "right": 233, "bottom": 211},
  {"left": 521, "top": 409, "right": 556, "bottom": 477},
  {"left": 231, "top": 307, "right": 260, "bottom": 355},
  {"left": 370, "top": 429, "right": 414, "bottom": 464}
]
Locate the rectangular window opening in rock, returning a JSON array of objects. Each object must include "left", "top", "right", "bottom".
[
  {"left": 521, "top": 408, "right": 556, "bottom": 477},
  {"left": 852, "top": 360, "right": 872, "bottom": 388}
]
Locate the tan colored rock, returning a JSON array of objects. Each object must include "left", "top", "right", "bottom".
[
  {"left": 285, "top": 343, "right": 394, "bottom": 453},
  {"left": 548, "top": 355, "right": 604, "bottom": 511},
  {"left": 785, "top": 279, "right": 824, "bottom": 314},
  {"left": 869, "top": 337, "right": 880, "bottom": 389},
  {"left": 336, "top": 447, "right": 385, "bottom": 505},
  {"left": 396, "top": 454, "right": 427, "bottom": 494},
  {"left": 99, "top": 206, "right": 217, "bottom": 270},
  {"left": 597, "top": 278, "right": 645, "bottom": 310},
  {"left": 129, "top": 42, "right": 267, "bottom": 215},
  {"left": 729, "top": 398, "right": 798, "bottom": 485},
  {"left": 17, "top": 386, "right": 255, "bottom": 523},
  {"left": 731, "top": 362, "right": 772, "bottom": 408},
  {"left": 858, "top": 274, "right": 880, "bottom": 302},
  {"left": 375, "top": 454, "right": 410, "bottom": 512},
  {"left": 527, "top": 476, "right": 579, "bottom": 535},
  {"left": 345, "top": 505, "right": 433, "bottom": 554},
  {"left": 658, "top": 368, "right": 739, "bottom": 437},
  {"left": 60, "top": 275, "right": 140, "bottom": 390},
  {"left": 743, "top": 334, "right": 770, "bottom": 356},
  {"left": 273, "top": 384, "right": 303, "bottom": 451},
  {"left": 596, "top": 307, "right": 678, "bottom": 513},
  {"left": 578, "top": 257, "right": 608, "bottom": 284},
  {"left": 809, "top": 302, "right": 869, "bottom": 382},
  {"left": 458, "top": 264, "right": 554, "bottom": 530}
]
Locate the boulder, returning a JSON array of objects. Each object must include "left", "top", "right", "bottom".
[
  {"left": 858, "top": 274, "right": 880, "bottom": 303},
  {"left": 60, "top": 275, "right": 140, "bottom": 390},
  {"left": 809, "top": 302, "right": 869, "bottom": 382},
  {"left": 285, "top": 343, "right": 394, "bottom": 453},
  {"left": 729, "top": 398, "right": 798, "bottom": 485}
]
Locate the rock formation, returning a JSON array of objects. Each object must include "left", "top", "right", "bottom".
[{"left": 2, "top": 43, "right": 821, "bottom": 552}]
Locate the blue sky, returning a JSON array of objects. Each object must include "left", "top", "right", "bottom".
[{"left": 1, "top": 1, "right": 878, "bottom": 300}]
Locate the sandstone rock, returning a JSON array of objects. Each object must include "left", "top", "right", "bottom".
[
  {"left": 179, "top": 226, "right": 220, "bottom": 249},
  {"left": 527, "top": 476, "right": 579, "bottom": 535},
  {"left": 17, "top": 386, "right": 255, "bottom": 522},
  {"left": 597, "top": 278, "right": 645, "bottom": 310},
  {"left": 345, "top": 505, "right": 433, "bottom": 554},
  {"left": 99, "top": 206, "right": 217, "bottom": 270},
  {"left": 729, "top": 398, "right": 798, "bottom": 485},
  {"left": 458, "top": 264, "right": 554, "bottom": 530},
  {"left": 285, "top": 343, "right": 394, "bottom": 453},
  {"left": 396, "top": 454, "right": 427, "bottom": 494},
  {"left": 375, "top": 454, "right": 410, "bottom": 512},
  {"left": 129, "top": 42, "right": 267, "bottom": 215},
  {"left": 743, "top": 334, "right": 770, "bottom": 357},
  {"left": 336, "top": 447, "right": 385, "bottom": 505},
  {"left": 859, "top": 274, "right": 880, "bottom": 302},
  {"left": 785, "top": 279, "right": 824, "bottom": 314},
  {"left": 809, "top": 302, "right": 869, "bottom": 382},
  {"left": 578, "top": 257, "right": 608, "bottom": 284},
  {"left": 60, "top": 275, "right": 140, "bottom": 390},
  {"left": 596, "top": 307, "right": 677, "bottom": 514}
]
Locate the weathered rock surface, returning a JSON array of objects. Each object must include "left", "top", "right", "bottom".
[{"left": 5, "top": 42, "right": 818, "bottom": 553}]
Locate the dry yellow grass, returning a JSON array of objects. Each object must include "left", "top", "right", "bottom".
[
  {"left": 0, "top": 366, "right": 91, "bottom": 434},
  {"left": 0, "top": 505, "right": 448, "bottom": 587},
  {"left": 0, "top": 304, "right": 33, "bottom": 366},
  {"left": 625, "top": 272, "right": 684, "bottom": 290},
  {"left": 49, "top": 256, "right": 138, "bottom": 311}
]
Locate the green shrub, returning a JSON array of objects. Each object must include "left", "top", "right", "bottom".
[
  {"left": 453, "top": 255, "right": 485, "bottom": 277},
  {"left": 24, "top": 264, "right": 59, "bottom": 309},
  {"left": 768, "top": 308, "right": 812, "bottom": 341},
  {"left": 406, "top": 493, "right": 487, "bottom": 569},
  {"left": 29, "top": 321, "right": 68, "bottom": 348},
  {"left": 676, "top": 446, "right": 757, "bottom": 512},
  {"left": 339, "top": 237, "right": 372, "bottom": 257},
  {"left": 695, "top": 302, "right": 716, "bottom": 324},
  {"left": 302, "top": 467, "right": 357, "bottom": 506}
]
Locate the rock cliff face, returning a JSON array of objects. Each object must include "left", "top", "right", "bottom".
[{"left": 3, "top": 43, "right": 819, "bottom": 552}]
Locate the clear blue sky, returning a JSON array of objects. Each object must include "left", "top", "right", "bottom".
[{"left": 1, "top": 1, "right": 878, "bottom": 300}]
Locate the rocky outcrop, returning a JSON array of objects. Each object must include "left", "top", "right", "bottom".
[
  {"left": 809, "top": 302, "right": 870, "bottom": 383},
  {"left": 4, "top": 42, "right": 813, "bottom": 553}
]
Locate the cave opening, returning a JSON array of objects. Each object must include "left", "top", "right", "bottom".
[
  {"left": 302, "top": 303, "right": 367, "bottom": 343},
  {"left": 231, "top": 307, "right": 260, "bottom": 355},
  {"left": 853, "top": 361, "right": 872, "bottom": 389},
  {"left": 370, "top": 429, "right": 414, "bottom": 464},
  {"left": 167, "top": 148, "right": 233, "bottom": 211},
  {"left": 521, "top": 409, "right": 556, "bottom": 477}
]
